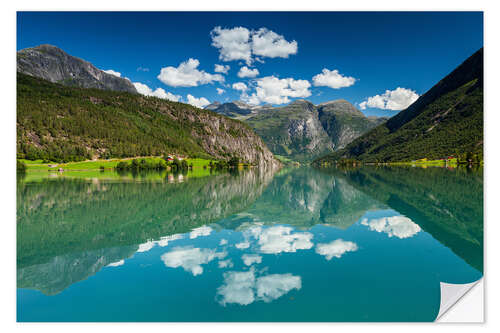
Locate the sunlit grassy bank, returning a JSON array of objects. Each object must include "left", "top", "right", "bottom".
[{"left": 19, "top": 157, "right": 213, "bottom": 172}]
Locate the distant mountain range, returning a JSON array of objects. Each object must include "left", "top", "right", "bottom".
[
  {"left": 17, "top": 44, "right": 138, "bottom": 93},
  {"left": 207, "top": 99, "right": 387, "bottom": 162},
  {"left": 314, "top": 48, "right": 483, "bottom": 164}
]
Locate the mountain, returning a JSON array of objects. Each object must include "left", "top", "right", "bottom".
[
  {"left": 242, "top": 99, "right": 385, "bottom": 161},
  {"left": 17, "top": 44, "right": 137, "bottom": 93},
  {"left": 204, "top": 100, "right": 270, "bottom": 118},
  {"left": 314, "top": 48, "right": 483, "bottom": 164},
  {"left": 317, "top": 99, "right": 388, "bottom": 150},
  {"left": 16, "top": 73, "right": 279, "bottom": 168},
  {"left": 244, "top": 100, "right": 334, "bottom": 161}
]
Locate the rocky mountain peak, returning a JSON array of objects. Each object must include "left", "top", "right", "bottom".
[
  {"left": 17, "top": 44, "right": 137, "bottom": 94},
  {"left": 318, "top": 99, "right": 365, "bottom": 117}
]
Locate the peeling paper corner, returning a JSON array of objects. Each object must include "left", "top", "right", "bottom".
[{"left": 435, "top": 278, "right": 483, "bottom": 322}]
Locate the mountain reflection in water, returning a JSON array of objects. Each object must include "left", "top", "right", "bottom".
[{"left": 17, "top": 166, "right": 483, "bottom": 321}]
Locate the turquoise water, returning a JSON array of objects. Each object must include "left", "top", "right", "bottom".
[{"left": 17, "top": 167, "right": 483, "bottom": 321}]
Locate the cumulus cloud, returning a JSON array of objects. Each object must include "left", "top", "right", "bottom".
[
  {"left": 106, "top": 260, "right": 124, "bottom": 267},
  {"left": 211, "top": 26, "right": 253, "bottom": 64},
  {"left": 136, "top": 233, "right": 183, "bottom": 253},
  {"left": 136, "top": 66, "right": 149, "bottom": 72},
  {"left": 242, "top": 76, "right": 311, "bottom": 105},
  {"left": 217, "top": 269, "right": 301, "bottom": 306},
  {"left": 312, "top": 69, "right": 356, "bottom": 89},
  {"left": 133, "top": 82, "right": 182, "bottom": 102},
  {"left": 161, "top": 246, "right": 227, "bottom": 276},
  {"left": 359, "top": 87, "right": 419, "bottom": 111},
  {"left": 237, "top": 66, "right": 259, "bottom": 78},
  {"left": 232, "top": 82, "right": 248, "bottom": 91},
  {"left": 255, "top": 225, "right": 314, "bottom": 254},
  {"left": 216, "top": 88, "right": 226, "bottom": 95},
  {"left": 103, "top": 69, "right": 121, "bottom": 77},
  {"left": 361, "top": 216, "right": 421, "bottom": 239},
  {"left": 157, "top": 58, "right": 224, "bottom": 87},
  {"left": 189, "top": 225, "right": 213, "bottom": 239},
  {"left": 219, "top": 239, "right": 228, "bottom": 246},
  {"left": 157, "top": 234, "right": 183, "bottom": 247},
  {"left": 217, "top": 269, "right": 256, "bottom": 305},
  {"left": 256, "top": 273, "right": 301, "bottom": 303},
  {"left": 251, "top": 28, "right": 298, "bottom": 59},
  {"left": 315, "top": 239, "right": 358, "bottom": 260},
  {"left": 187, "top": 94, "right": 211, "bottom": 108},
  {"left": 242, "top": 254, "right": 262, "bottom": 266},
  {"left": 214, "top": 64, "right": 230, "bottom": 74},
  {"left": 218, "top": 259, "right": 234, "bottom": 269},
  {"left": 211, "top": 26, "right": 297, "bottom": 65},
  {"left": 235, "top": 241, "right": 250, "bottom": 249},
  {"left": 137, "top": 241, "right": 156, "bottom": 253}
]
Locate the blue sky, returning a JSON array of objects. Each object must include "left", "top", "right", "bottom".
[{"left": 17, "top": 12, "right": 483, "bottom": 117}]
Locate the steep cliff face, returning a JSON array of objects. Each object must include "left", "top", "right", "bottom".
[
  {"left": 245, "top": 100, "right": 334, "bottom": 161},
  {"left": 17, "top": 73, "right": 280, "bottom": 168},
  {"left": 242, "top": 99, "right": 384, "bottom": 161},
  {"left": 318, "top": 99, "right": 387, "bottom": 150},
  {"left": 17, "top": 44, "right": 137, "bottom": 93}
]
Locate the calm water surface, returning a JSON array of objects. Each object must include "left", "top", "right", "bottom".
[{"left": 17, "top": 167, "right": 483, "bottom": 321}]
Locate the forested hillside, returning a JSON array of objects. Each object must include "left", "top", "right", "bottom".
[
  {"left": 16, "top": 73, "right": 278, "bottom": 167},
  {"left": 314, "top": 48, "right": 483, "bottom": 164}
]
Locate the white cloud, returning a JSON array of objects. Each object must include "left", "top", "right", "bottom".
[
  {"left": 312, "top": 69, "right": 356, "bottom": 89},
  {"left": 219, "top": 239, "right": 228, "bottom": 246},
  {"left": 161, "top": 246, "right": 227, "bottom": 276},
  {"left": 157, "top": 58, "right": 224, "bottom": 87},
  {"left": 133, "top": 82, "right": 182, "bottom": 102},
  {"left": 235, "top": 241, "right": 250, "bottom": 249},
  {"left": 242, "top": 254, "right": 262, "bottom": 266},
  {"left": 217, "top": 269, "right": 256, "bottom": 305},
  {"left": 136, "top": 233, "right": 183, "bottom": 253},
  {"left": 237, "top": 66, "right": 259, "bottom": 78},
  {"left": 251, "top": 28, "right": 298, "bottom": 59},
  {"left": 189, "top": 225, "right": 213, "bottom": 239},
  {"left": 216, "top": 88, "right": 226, "bottom": 95},
  {"left": 103, "top": 69, "right": 121, "bottom": 77},
  {"left": 255, "top": 225, "right": 314, "bottom": 254},
  {"left": 157, "top": 234, "right": 183, "bottom": 247},
  {"left": 106, "top": 260, "right": 124, "bottom": 267},
  {"left": 256, "top": 273, "right": 301, "bottom": 303},
  {"left": 218, "top": 259, "right": 234, "bottom": 268},
  {"left": 214, "top": 64, "right": 230, "bottom": 74},
  {"left": 315, "top": 239, "right": 358, "bottom": 260},
  {"left": 211, "top": 26, "right": 253, "bottom": 64},
  {"left": 242, "top": 76, "right": 311, "bottom": 105},
  {"left": 137, "top": 240, "right": 156, "bottom": 253},
  {"left": 359, "top": 87, "right": 419, "bottom": 111},
  {"left": 232, "top": 82, "right": 248, "bottom": 91},
  {"left": 361, "top": 216, "right": 421, "bottom": 239},
  {"left": 211, "top": 26, "right": 298, "bottom": 65},
  {"left": 217, "top": 269, "right": 301, "bottom": 306},
  {"left": 187, "top": 94, "right": 211, "bottom": 108},
  {"left": 136, "top": 66, "right": 149, "bottom": 72}
]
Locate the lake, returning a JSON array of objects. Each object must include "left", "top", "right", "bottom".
[{"left": 16, "top": 166, "right": 483, "bottom": 322}]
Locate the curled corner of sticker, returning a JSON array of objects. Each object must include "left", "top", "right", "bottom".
[{"left": 435, "top": 278, "right": 483, "bottom": 321}]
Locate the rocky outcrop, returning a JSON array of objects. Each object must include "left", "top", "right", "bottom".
[
  {"left": 317, "top": 99, "right": 387, "bottom": 150},
  {"left": 243, "top": 99, "right": 384, "bottom": 161},
  {"left": 17, "top": 44, "right": 137, "bottom": 93},
  {"left": 245, "top": 100, "right": 335, "bottom": 161}
]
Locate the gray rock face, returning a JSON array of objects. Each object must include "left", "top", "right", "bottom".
[
  {"left": 17, "top": 44, "right": 137, "bottom": 93},
  {"left": 317, "top": 99, "right": 387, "bottom": 150},
  {"left": 243, "top": 99, "right": 386, "bottom": 161},
  {"left": 205, "top": 100, "right": 259, "bottom": 118}
]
